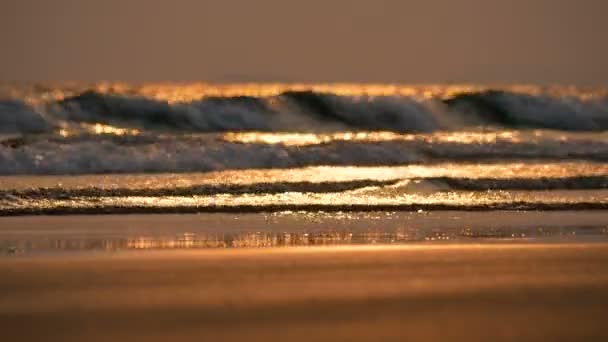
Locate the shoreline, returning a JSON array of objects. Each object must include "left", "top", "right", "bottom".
[
  {"left": 1, "top": 211, "right": 606, "bottom": 255},
  {"left": 3, "top": 202, "right": 608, "bottom": 216}
]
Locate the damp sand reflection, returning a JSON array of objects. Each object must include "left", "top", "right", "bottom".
[{"left": 2, "top": 211, "right": 606, "bottom": 254}]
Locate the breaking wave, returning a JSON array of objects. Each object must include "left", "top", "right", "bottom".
[
  {"left": 1, "top": 89, "right": 608, "bottom": 134},
  {"left": 0, "top": 131, "right": 607, "bottom": 174},
  {"left": 1, "top": 85, "right": 607, "bottom": 174},
  {"left": 0, "top": 100, "right": 52, "bottom": 134}
]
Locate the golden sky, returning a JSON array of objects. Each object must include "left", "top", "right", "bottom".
[{"left": 1, "top": 0, "right": 607, "bottom": 84}]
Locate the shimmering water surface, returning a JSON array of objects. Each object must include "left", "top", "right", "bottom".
[
  {"left": 1, "top": 82, "right": 608, "bottom": 173},
  {"left": 1, "top": 83, "right": 607, "bottom": 248},
  {"left": 1, "top": 211, "right": 607, "bottom": 254},
  {"left": 0, "top": 163, "right": 607, "bottom": 215}
]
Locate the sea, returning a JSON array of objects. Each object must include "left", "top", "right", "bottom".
[{"left": 0, "top": 82, "right": 607, "bottom": 253}]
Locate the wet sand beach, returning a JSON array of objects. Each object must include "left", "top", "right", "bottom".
[{"left": 2, "top": 226, "right": 608, "bottom": 341}]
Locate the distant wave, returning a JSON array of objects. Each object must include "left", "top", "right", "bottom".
[
  {"left": 56, "top": 91, "right": 274, "bottom": 132},
  {"left": 1, "top": 89, "right": 607, "bottom": 134},
  {"left": 54, "top": 90, "right": 608, "bottom": 132},
  {"left": 444, "top": 91, "right": 608, "bottom": 131},
  {"left": 2, "top": 87, "right": 607, "bottom": 174}
]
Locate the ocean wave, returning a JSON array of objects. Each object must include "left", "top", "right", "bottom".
[
  {"left": 1, "top": 89, "right": 606, "bottom": 134},
  {"left": 0, "top": 179, "right": 402, "bottom": 199},
  {"left": 0, "top": 100, "right": 53, "bottom": 134},
  {"left": 1, "top": 86, "right": 607, "bottom": 174},
  {"left": 55, "top": 91, "right": 274, "bottom": 132},
  {"left": 427, "top": 176, "right": 608, "bottom": 191},
  {"left": 0, "top": 132, "right": 606, "bottom": 174},
  {"left": 279, "top": 91, "right": 438, "bottom": 132},
  {"left": 51, "top": 90, "right": 608, "bottom": 132},
  {"left": 445, "top": 91, "right": 608, "bottom": 131},
  {"left": 2, "top": 176, "right": 606, "bottom": 201}
]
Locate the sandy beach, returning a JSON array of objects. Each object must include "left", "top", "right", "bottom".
[{"left": 2, "top": 239, "right": 608, "bottom": 341}]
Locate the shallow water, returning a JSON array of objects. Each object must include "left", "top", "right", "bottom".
[
  {"left": 0, "top": 83, "right": 606, "bottom": 221},
  {"left": 1, "top": 211, "right": 606, "bottom": 255}
]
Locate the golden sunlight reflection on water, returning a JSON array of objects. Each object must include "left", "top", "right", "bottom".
[
  {"left": 2, "top": 210, "right": 607, "bottom": 255},
  {"left": 59, "top": 123, "right": 141, "bottom": 137},
  {"left": 8, "top": 82, "right": 607, "bottom": 105},
  {"left": 2, "top": 214, "right": 606, "bottom": 254},
  {"left": 4, "top": 190, "right": 606, "bottom": 214},
  {"left": 222, "top": 130, "right": 607, "bottom": 146},
  {"left": 1, "top": 162, "right": 606, "bottom": 191}
]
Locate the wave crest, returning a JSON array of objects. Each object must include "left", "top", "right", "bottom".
[
  {"left": 1, "top": 89, "right": 607, "bottom": 134},
  {"left": 445, "top": 90, "right": 608, "bottom": 131}
]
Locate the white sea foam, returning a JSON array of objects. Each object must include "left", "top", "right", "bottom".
[
  {"left": 1, "top": 85, "right": 607, "bottom": 174},
  {"left": 0, "top": 131, "right": 606, "bottom": 174}
]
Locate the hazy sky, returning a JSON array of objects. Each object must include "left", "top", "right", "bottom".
[{"left": 1, "top": 0, "right": 607, "bottom": 84}]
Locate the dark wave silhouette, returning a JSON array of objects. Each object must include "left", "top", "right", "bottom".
[
  {"left": 0, "top": 100, "right": 52, "bottom": 134},
  {"left": 57, "top": 90, "right": 274, "bottom": 131},
  {"left": 443, "top": 90, "right": 607, "bottom": 131},
  {"left": 2, "top": 89, "right": 607, "bottom": 134},
  {"left": 1, "top": 89, "right": 594, "bottom": 134}
]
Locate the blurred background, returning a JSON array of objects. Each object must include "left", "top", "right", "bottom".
[{"left": 1, "top": 0, "right": 607, "bottom": 84}]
